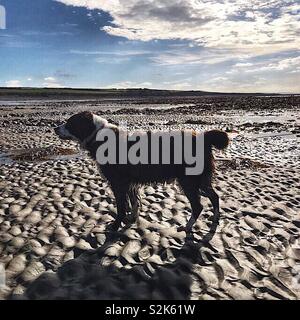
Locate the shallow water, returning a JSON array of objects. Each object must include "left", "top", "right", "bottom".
[
  {"left": 247, "top": 131, "right": 298, "bottom": 140},
  {"left": 0, "top": 149, "right": 83, "bottom": 165},
  {"left": 0, "top": 152, "right": 13, "bottom": 165},
  {"left": 215, "top": 111, "right": 300, "bottom": 125}
]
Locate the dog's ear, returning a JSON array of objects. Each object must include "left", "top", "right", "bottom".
[
  {"left": 80, "top": 111, "right": 93, "bottom": 120},
  {"left": 65, "top": 111, "right": 96, "bottom": 142}
]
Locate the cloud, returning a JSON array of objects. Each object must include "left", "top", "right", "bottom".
[
  {"left": 151, "top": 48, "right": 246, "bottom": 66},
  {"left": 205, "top": 76, "right": 229, "bottom": 84},
  {"left": 56, "top": 0, "right": 300, "bottom": 55},
  {"left": 70, "top": 47, "right": 239, "bottom": 66},
  {"left": 44, "top": 77, "right": 56, "bottom": 82},
  {"left": 103, "top": 81, "right": 153, "bottom": 89},
  {"left": 43, "top": 76, "right": 64, "bottom": 88},
  {"left": 70, "top": 49, "right": 151, "bottom": 56},
  {"left": 228, "top": 54, "right": 300, "bottom": 74},
  {"left": 203, "top": 57, "right": 300, "bottom": 93},
  {"left": 255, "top": 55, "right": 300, "bottom": 72},
  {"left": 219, "top": 77, "right": 298, "bottom": 93},
  {"left": 234, "top": 63, "right": 253, "bottom": 68},
  {"left": 70, "top": 49, "right": 152, "bottom": 64},
  {"left": 6, "top": 80, "right": 22, "bottom": 87},
  {"left": 96, "top": 56, "right": 130, "bottom": 64}
]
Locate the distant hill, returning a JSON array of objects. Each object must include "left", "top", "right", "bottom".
[{"left": 0, "top": 87, "right": 285, "bottom": 101}]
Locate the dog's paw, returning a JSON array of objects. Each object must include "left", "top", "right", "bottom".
[
  {"left": 123, "top": 214, "right": 136, "bottom": 225},
  {"left": 107, "top": 221, "right": 120, "bottom": 232}
]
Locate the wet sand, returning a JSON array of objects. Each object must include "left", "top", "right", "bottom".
[{"left": 0, "top": 95, "right": 300, "bottom": 300}]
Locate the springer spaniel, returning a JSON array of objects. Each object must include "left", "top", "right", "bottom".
[{"left": 55, "top": 111, "right": 229, "bottom": 239}]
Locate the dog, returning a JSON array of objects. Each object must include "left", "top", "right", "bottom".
[{"left": 55, "top": 111, "right": 229, "bottom": 236}]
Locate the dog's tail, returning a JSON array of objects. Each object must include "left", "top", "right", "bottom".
[{"left": 205, "top": 130, "right": 229, "bottom": 150}]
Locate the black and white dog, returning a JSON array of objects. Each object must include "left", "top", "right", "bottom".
[{"left": 55, "top": 111, "right": 229, "bottom": 235}]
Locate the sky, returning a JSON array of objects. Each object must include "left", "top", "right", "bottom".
[{"left": 0, "top": 0, "right": 299, "bottom": 93}]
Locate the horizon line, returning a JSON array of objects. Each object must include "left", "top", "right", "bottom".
[{"left": 1, "top": 86, "right": 299, "bottom": 96}]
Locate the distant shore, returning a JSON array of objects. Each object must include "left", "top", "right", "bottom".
[{"left": 0, "top": 87, "right": 292, "bottom": 101}]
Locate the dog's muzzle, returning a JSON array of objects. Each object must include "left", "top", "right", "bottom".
[
  {"left": 54, "top": 126, "right": 60, "bottom": 135},
  {"left": 54, "top": 125, "right": 71, "bottom": 140}
]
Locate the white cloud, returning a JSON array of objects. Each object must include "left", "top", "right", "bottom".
[
  {"left": 70, "top": 49, "right": 150, "bottom": 56},
  {"left": 56, "top": 0, "right": 300, "bottom": 55},
  {"left": 103, "top": 81, "right": 153, "bottom": 89},
  {"left": 44, "top": 76, "right": 56, "bottom": 82},
  {"left": 70, "top": 49, "right": 151, "bottom": 64},
  {"left": 6, "top": 80, "right": 22, "bottom": 87},
  {"left": 151, "top": 48, "right": 248, "bottom": 66},
  {"left": 203, "top": 61, "right": 300, "bottom": 93},
  {"left": 228, "top": 55, "right": 300, "bottom": 74},
  {"left": 96, "top": 57, "right": 130, "bottom": 64},
  {"left": 258, "top": 55, "right": 300, "bottom": 72},
  {"left": 234, "top": 63, "right": 253, "bottom": 68},
  {"left": 43, "top": 76, "right": 64, "bottom": 88}
]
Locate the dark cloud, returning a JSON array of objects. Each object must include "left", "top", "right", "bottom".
[{"left": 119, "top": 0, "right": 212, "bottom": 25}]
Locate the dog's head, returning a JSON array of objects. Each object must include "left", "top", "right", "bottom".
[{"left": 54, "top": 111, "right": 108, "bottom": 143}]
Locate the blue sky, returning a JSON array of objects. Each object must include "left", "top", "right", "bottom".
[{"left": 0, "top": 0, "right": 299, "bottom": 93}]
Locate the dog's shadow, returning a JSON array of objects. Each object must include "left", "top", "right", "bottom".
[{"left": 14, "top": 227, "right": 217, "bottom": 300}]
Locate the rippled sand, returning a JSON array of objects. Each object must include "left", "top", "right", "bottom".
[{"left": 0, "top": 96, "right": 299, "bottom": 300}]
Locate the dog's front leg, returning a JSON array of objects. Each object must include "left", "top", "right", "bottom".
[
  {"left": 109, "top": 183, "right": 129, "bottom": 231},
  {"left": 127, "top": 185, "right": 140, "bottom": 222}
]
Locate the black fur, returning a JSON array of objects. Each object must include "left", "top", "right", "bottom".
[{"left": 55, "top": 112, "right": 229, "bottom": 236}]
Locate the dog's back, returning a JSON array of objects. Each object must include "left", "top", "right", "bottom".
[{"left": 87, "top": 128, "right": 229, "bottom": 185}]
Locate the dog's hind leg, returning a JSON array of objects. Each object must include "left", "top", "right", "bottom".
[
  {"left": 109, "top": 183, "right": 129, "bottom": 231},
  {"left": 178, "top": 181, "right": 203, "bottom": 233},
  {"left": 201, "top": 187, "right": 220, "bottom": 242},
  {"left": 204, "top": 187, "right": 220, "bottom": 224}
]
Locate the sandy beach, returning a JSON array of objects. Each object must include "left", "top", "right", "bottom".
[{"left": 0, "top": 95, "right": 300, "bottom": 300}]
